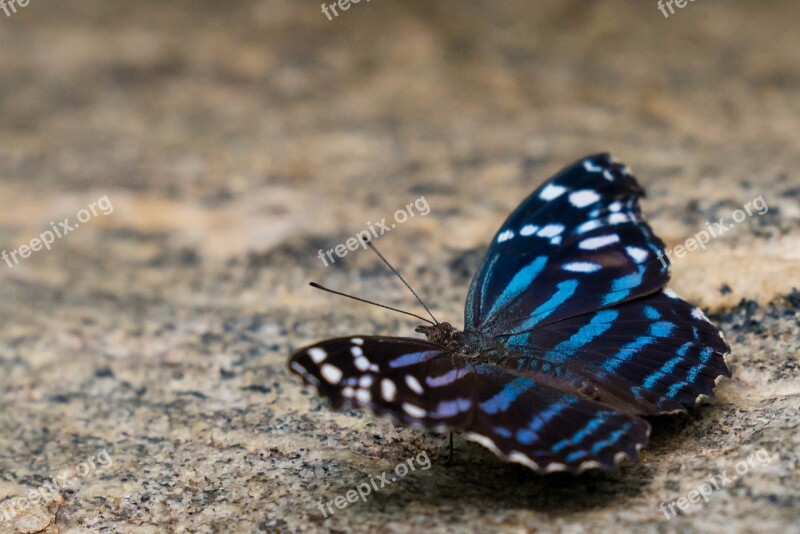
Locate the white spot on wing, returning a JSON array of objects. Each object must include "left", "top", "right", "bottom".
[
  {"left": 359, "top": 375, "right": 373, "bottom": 388},
  {"left": 663, "top": 288, "right": 679, "bottom": 299},
  {"left": 626, "top": 246, "right": 648, "bottom": 264},
  {"left": 381, "top": 379, "right": 397, "bottom": 401},
  {"left": 537, "top": 224, "right": 564, "bottom": 238},
  {"left": 497, "top": 229, "right": 515, "bottom": 243},
  {"left": 508, "top": 451, "right": 541, "bottom": 472},
  {"left": 402, "top": 403, "right": 426, "bottom": 418},
  {"left": 579, "top": 234, "right": 620, "bottom": 250},
  {"left": 583, "top": 161, "right": 602, "bottom": 173},
  {"left": 546, "top": 462, "right": 568, "bottom": 473},
  {"left": 569, "top": 190, "right": 601, "bottom": 208},
  {"left": 350, "top": 346, "right": 363, "bottom": 357},
  {"left": 320, "top": 364, "right": 343, "bottom": 385},
  {"left": 563, "top": 261, "right": 601, "bottom": 273},
  {"left": 308, "top": 348, "right": 327, "bottom": 364},
  {"left": 520, "top": 224, "right": 539, "bottom": 236},
  {"left": 354, "top": 356, "right": 370, "bottom": 372},
  {"left": 355, "top": 388, "right": 371, "bottom": 403},
  {"left": 405, "top": 375, "right": 424, "bottom": 394},
  {"left": 464, "top": 432, "right": 502, "bottom": 456},
  {"left": 351, "top": 338, "right": 364, "bottom": 345},
  {"left": 576, "top": 219, "right": 602, "bottom": 234},
  {"left": 575, "top": 460, "right": 602, "bottom": 473},
  {"left": 540, "top": 184, "right": 567, "bottom": 201},
  {"left": 609, "top": 213, "right": 630, "bottom": 225}
]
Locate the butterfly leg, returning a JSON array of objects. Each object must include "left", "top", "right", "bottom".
[{"left": 444, "top": 432, "right": 455, "bottom": 465}]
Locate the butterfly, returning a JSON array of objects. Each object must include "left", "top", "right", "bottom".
[{"left": 289, "top": 153, "right": 731, "bottom": 474}]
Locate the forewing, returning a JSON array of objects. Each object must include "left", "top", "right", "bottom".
[
  {"left": 505, "top": 289, "right": 731, "bottom": 414},
  {"left": 466, "top": 153, "right": 669, "bottom": 336}
]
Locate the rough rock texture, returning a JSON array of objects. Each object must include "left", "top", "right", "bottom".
[{"left": 0, "top": 1, "right": 798, "bottom": 532}]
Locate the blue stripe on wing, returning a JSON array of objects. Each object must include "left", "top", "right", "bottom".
[
  {"left": 484, "top": 256, "right": 548, "bottom": 319},
  {"left": 600, "top": 266, "right": 645, "bottom": 307},
  {"left": 509, "top": 279, "right": 579, "bottom": 332},
  {"left": 388, "top": 350, "right": 441, "bottom": 368},
  {"left": 516, "top": 394, "right": 578, "bottom": 445},
  {"left": 641, "top": 342, "right": 691, "bottom": 390},
  {"left": 538, "top": 309, "right": 619, "bottom": 363},
  {"left": 478, "top": 376, "right": 536, "bottom": 414},
  {"left": 664, "top": 347, "right": 715, "bottom": 402},
  {"left": 600, "top": 320, "right": 675, "bottom": 373}
]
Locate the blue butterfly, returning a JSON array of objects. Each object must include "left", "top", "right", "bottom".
[{"left": 289, "top": 154, "right": 731, "bottom": 473}]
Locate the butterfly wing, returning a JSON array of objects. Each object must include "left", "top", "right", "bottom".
[
  {"left": 465, "top": 153, "right": 730, "bottom": 415},
  {"left": 466, "top": 153, "right": 670, "bottom": 336},
  {"left": 505, "top": 289, "right": 731, "bottom": 415},
  {"left": 290, "top": 336, "right": 649, "bottom": 473},
  {"left": 289, "top": 336, "right": 473, "bottom": 430},
  {"left": 464, "top": 363, "right": 650, "bottom": 473}
]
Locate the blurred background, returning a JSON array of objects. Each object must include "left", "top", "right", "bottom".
[{"left": 0, "top": 1, "right": 798, "bottom": 532}]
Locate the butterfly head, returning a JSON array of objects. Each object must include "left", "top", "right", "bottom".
[{"left": 415, "top": 322, "right": 458, "bottom": 346}]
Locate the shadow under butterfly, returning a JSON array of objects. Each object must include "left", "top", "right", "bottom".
[{"left": 289, "top": 153, "right": 731, "bottom": 474}]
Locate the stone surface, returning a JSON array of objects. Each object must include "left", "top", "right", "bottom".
[{"left": 0, "top": 1, "right": 798, "bottom": 532}]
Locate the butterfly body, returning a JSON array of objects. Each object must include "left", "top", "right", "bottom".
[
  {"left": 289, "top": 154, "right": 731, "bottom": 474},
  {"left": 415, "top": 323, "right": 504, "bottom": 358}
]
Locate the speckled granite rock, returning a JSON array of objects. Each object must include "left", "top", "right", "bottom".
[{"left": 0, "top": 1, "right": 798, "bottom": 533}]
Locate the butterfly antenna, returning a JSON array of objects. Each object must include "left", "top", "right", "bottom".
[
  {"left": 309, "top": 282, "right": 436, "bottom": 325},
  {"left": 362, "top": 236, "right": 439, "bottom": 325}
]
